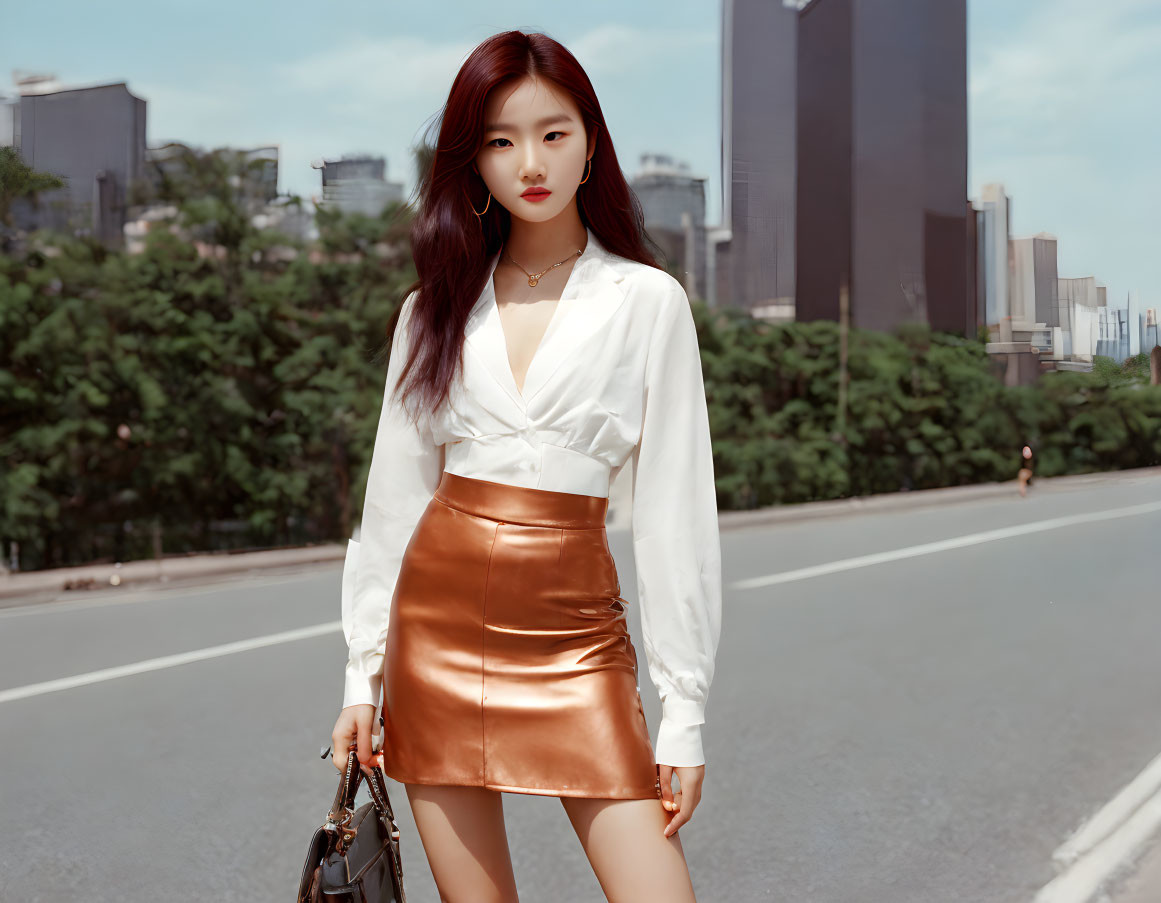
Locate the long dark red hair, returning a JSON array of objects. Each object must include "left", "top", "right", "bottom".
[{"left": 390, "top": 29, "right": 665, "bottom": 423}]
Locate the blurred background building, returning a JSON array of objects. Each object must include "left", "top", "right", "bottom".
[
  {"left": 1140, "top": 304, "right": 1159, "bottom": 357},
  {"left": 974, "top": 183, "right": 1011, "bottom": 329},
  {"left": 1096, "top": 307, "right": 1129, "bottom": 362},
  {"left": 2, "top": 74, "right": 146, "bottom": 246},
  {"left": 145, "top": 141, "right": 280, "bottom": 208},
  {"left": 313, "top": 154, "right": 403, "bottom": 217},
  {"left": 630, "top": 152, "right": 708, "bottom": 302}
]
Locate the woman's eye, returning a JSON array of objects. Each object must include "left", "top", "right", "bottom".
[{"left": 487, "top": 132, "right": 565, "bottom": 148}]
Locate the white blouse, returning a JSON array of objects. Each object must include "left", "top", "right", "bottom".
[{"left": 340, "top": 226, "right": 722, "bottom": 768}]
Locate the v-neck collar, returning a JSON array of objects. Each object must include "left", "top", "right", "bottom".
[{"left": 465, "top": 225, "right": 628, "bottom": 411}]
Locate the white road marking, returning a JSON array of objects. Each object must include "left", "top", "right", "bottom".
[
  {"left": 5, "top": 501, "right": 1160, "bottom": 704},
  {"left": 728, "top": 500, "right": 1161, "bottom": 590},
  {"left": 4, "top": 492, "right": 1160, "bottom": 896},
  {"left": 1052, "top": 749, "right": 1161, "bottom": 869},
  {"left": 0, "top": 621, "right": 342, "bottom": 704},
  {"left": 1033, "top": 749, "right": 1161, "bottom": 901},
  {"left": 721, "top": 496, "right": 1161, "bottom": 901}
]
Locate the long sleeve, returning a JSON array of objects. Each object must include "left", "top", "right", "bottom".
[
  {"left": 342, "top": 290, "right": 445, "bottom": 710},
  {"left": 630, "top": 278, "right": 723, "bottom": 768}
]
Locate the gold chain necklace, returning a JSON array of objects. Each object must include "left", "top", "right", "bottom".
[{"left": 503, "top": 247, "right": 583, "bottom": 287}]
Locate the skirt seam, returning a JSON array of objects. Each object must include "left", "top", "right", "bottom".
[{"left": 480, "top": 521, "right": 501, "bottom": 786}]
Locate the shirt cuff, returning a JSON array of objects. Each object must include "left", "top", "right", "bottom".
[
  {"left": 342, "top": 662, "right": 382, "bottom": 710},
  {"left": 655, "top": 696, "right": 707, "bottom": 767}
]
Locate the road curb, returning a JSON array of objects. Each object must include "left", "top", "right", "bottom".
[
  {"left": 0, "top": 543, "right": 346, "bottom": 606},
  {"left": 717, "top": 464, "right": 1161, "bottom": 531},
  {"left": 3, "top": 464, "right": 1160, "bottom": 605}
]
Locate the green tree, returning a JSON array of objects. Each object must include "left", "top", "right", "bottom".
[
  {"left": 0, "top": 146, "right": 65, "bottom": 252},
  {"left": 0, "top": 146, "right": 415, "bottom": 570}
]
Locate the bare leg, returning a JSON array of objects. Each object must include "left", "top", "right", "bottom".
[
  {"left": 560, "top": 796, "right": 697, "bottom": 903},
  {"left": 404, "top": 782, "right": 520, "bottom": 903}
]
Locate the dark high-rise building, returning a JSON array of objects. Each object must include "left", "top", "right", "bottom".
[
  {"left": 717, "top": 0, "right": 801, "bottom": 313},
  {"left": 795, "top": 0, "right": 971, "bottom": 336},
  {"left": 10, "top": 81, "right": 147, "bottom": 246}
]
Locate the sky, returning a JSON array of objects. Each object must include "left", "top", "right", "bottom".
[{"left": 2, "top": 0, "right": 1157, "bottom": 311}]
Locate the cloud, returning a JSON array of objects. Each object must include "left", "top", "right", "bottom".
[
  {"left": 119, "top": 20, "right": 717, "bottom": 231},
  {"left": 971, "top": 0, "right": 1161, "bottom": 152},
  {"left": 274, "top": 35, "right": 469, "bottom": 107},
  {"left": 567, "top": 24, "right": 714, "bottom": 75}
]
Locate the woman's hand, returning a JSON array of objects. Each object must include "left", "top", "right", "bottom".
[
  {"left": 332, "top": 704, "right": 380, "bottom": 773},
  {"left": 658, "top": 763, "right": 704, "bottom": 838}
]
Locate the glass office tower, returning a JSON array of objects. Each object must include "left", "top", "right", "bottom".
[{"left": 795, "top": 0, "right": 971, "bottom": 336}]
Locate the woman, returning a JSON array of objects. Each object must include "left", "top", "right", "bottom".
[
  {"left": 331, "top": 30, "right": 722, "bottom": 903},
  {"left": 1017, "top": 444, "right": 1035, "bottom": 497}
]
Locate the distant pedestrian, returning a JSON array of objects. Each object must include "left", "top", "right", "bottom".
[{"left": 1017, "top": 445, "right": 1034, "bottom": 498}]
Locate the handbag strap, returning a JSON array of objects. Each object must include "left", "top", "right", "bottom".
[
  {"left": 327, "top": 748, "right": 362, "bottom": 824},
  {"left": 363, "top": 763, "right": 401, "bottom": 838},
  {"left": 362, "top": 714, "right": 400, "bottom": 830},
  {"left": 324, "top": 747, "right": 401, "bottom": 841}
]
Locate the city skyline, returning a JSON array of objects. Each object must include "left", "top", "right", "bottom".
[{"left": 1, "top": 0, "right": 1157, "bottom": 312}]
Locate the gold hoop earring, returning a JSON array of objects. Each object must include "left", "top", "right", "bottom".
[
  {"left": 579, "top": 159, "right": 592, "bottom": 185},
  {"left": 469, "top": 189, "right": 492, "bottom": 217}
]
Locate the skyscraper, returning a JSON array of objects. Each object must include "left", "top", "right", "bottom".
[
  {"left": 976, "top": 183, "right": 1013, "bottom": 327},
  {"left": 794, "top": 0, "right": 971, "bottom": 336},
  {"left": 717, "top": 0, "right": 801, "bottom": 313}
]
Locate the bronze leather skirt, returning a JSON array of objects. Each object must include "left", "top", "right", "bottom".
[{"left": 379, "top": 470, "right": 662, "bottom": 800}]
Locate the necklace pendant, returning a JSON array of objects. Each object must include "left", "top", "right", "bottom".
[{"left": 528, "top": 277, "right": 539, "bottom": 287}]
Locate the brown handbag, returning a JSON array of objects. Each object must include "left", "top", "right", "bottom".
[{"left": 297, "top": 722, "right": 406, "bottom": 902}]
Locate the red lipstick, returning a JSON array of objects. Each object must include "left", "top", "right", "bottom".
[{"left": 521, "top": 187, "right": 551, "bottom": 202}]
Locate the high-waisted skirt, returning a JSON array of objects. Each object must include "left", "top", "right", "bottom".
[{"left": 379, "top": 470, "right": 662, "bottom": 800}]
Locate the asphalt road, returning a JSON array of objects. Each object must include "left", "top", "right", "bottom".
[{"left": 2, "top": 472, "right": 1160, "bottom": 902}]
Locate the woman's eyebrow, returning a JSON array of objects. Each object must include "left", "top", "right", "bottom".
[{"left": 483, "top": 114, "right": 574, "bottom": 134}]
